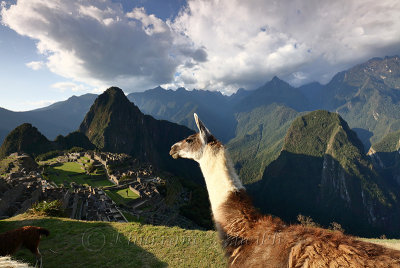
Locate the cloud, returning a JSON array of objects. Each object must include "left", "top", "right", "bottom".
[
  {"left": 25, "top": 61, "right": 44, "bottom": 70},
  {"left": 2, "top": 0, "right": 400, "bottom": 95},
  {"left": 21, "top": 99, "right": 57, "bottom": 110},
  {"left": 171, "top": 0, "right": 400, "bottom": 92},
  {"left": 51, "top": 82, "right": 90, "bottom": 92},
  {"left": 1, "top": 0, "right": 205, "bottom": 91}
]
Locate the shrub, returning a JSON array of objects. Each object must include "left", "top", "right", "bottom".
[
  {"left": 329, "top": 222, "right": 345, "bottom": 233},
  {"left": 297, "top": 214, "right": 320, "bottom": 228},
  {"left": 30, "top": 200, "right": 65, "bottom": 217}
]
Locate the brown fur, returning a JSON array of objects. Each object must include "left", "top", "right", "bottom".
[
  {"left": 217, "top": 190, "right": 400, "bottom": 267},
  {"left": 0, "top": 226, "right": 49, "bottom": 259}
]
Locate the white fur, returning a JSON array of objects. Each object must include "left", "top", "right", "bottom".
[
  {"left": 199, "top": 145, "right": 244, "bottom": 223},
  {"left": 0, "top": 257, "right": 34, "bottom": 268}
]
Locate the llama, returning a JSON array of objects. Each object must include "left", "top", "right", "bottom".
[
  {"left": 170, "top": 113, "right": 400, "bottom": 267},
  {"left": 0, "top": 226, "right": 50, "bottom": 268}
]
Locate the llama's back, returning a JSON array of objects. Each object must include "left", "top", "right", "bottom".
[{"left": 229, "top": 223, "right": 400, "bottom": 267}]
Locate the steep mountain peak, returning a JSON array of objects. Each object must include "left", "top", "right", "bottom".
[
  {"left": 283, "top": 110, "right": 364, "bottom": 156},
  {"left": 235, "top": 75, "right": 309, "bottom": 112},
  {"left": 79, "top": 87, "right": 202, "bottom": 182},
  {"left": 266, "top": 76, "right": 289, "bottom": 88},
  {"left": 104, "top": 86, "right": 126, "bottom": 97},
  {"left": 79, "top": 87, "right": 141, "bottom": 149},
  {"left": 0, "top": 123, "right": 52, "bottom": 159},
  {"left": 147, "top": 86, "right": 165, "bottom": 93}
]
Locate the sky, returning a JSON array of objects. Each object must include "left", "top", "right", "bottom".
[{"left": 1, "top": 0, "right": 400, "bottom": 111}]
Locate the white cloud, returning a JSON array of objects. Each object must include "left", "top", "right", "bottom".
[
  {"left": 1, "top": 0, "right": 205, "bottom": 91},
  {"left": 171, "top": 0, "right": 400, "bottom": 92},
  {"left": 2, "top": 0, "right": 400, "bottom": 95},
  {"left": 51, "top": 82, "right": 90, "bottom": 92},
  {"left": 21, "top": 99, "right": 57, "bottom": 110},
  {"left": 25, "top": 61, "right": 44, "bottom": 70}
]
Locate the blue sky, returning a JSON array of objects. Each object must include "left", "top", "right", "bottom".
[{"left": 1, "top": 0, "right": 400, "bottom": 111}]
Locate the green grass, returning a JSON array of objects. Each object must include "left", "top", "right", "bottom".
[
  {"left": 0, "top": 155, "right": 17, "bottom": 176},
  {"left": 121, "top": 212, "right": 144, "bottom": 223},
  {"left": 0, "top": 214, "right": 227, "bottom": 267},
  {"left": 43, "top": 161, "right": 113, "bottom": 188},
  {"left": 362, "top": 238, "right": 400, "bottom": 251},
  {"left": 104, "top": 189, "right": 140, "bottom": 206}
]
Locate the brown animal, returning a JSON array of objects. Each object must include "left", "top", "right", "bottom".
[
  {"left": 0, "top": 226, "right": 50, "bottom": 268},
  {"left": 170, "top": 113, "right": 400, "bottom": 267}
]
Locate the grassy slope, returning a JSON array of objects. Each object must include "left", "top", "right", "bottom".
[
  {"left": 372, "top": 129, "right": 400, "bottom": 152},
  {"left": 2, "top": 215, "right": 399, "bottom": 267},
  {"left": 0, "top": 214, "right": 227, "bottom": 267},
  {"left": 43, "top": 160, "right": 113, "bottom": 188},
  {"left": 104, "top": 189, "right": 140, "bottom": 206}
]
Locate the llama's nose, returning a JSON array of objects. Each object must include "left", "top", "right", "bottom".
[{"left": 169, "top": 144, "right": 180, "bottom": 159}]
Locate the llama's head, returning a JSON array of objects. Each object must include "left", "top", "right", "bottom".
[{"left": 170, "top": 113, "right": 217, "bottom": 162}]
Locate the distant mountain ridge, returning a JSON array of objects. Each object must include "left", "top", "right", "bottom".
[
  {"left": 0, "top": 94, "right": 97, "bottom": 143},
  {"left": 127, "top": 86, "right": 237, "bottom": 142},
  {"left": 2, "top": 56, "right": 400, "bottom": 185}
]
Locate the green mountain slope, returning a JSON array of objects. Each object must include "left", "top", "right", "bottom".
[
  {"left": 0, "top": 123, "right": 53, "bottom": 159},
  {"left": 227, "top": 104, "right": 300, "bottom": 183},
  {"left": 79, "top": 87, "right": 202, "bottom": 183},
  {"left": 0, "top": 124, "right": 94, "bottom": 159},
  {"left": 249, "top": 110, "right": 400, "bottom": 237}
]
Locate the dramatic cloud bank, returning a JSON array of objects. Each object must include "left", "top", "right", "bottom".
[
  {"left": 2, "top": 0, "right": 400, "bottom": 94},
  {"left": 171, "top": 0, "right": 400, "bottom": 93},
  {"left": 1, "top": 0, "right": 205, "bottom": 91}
]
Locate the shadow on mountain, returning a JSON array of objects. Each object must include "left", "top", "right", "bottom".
[
  {"left": 0, "top": 217, "right": 168, "bottom": 267},
  {"left": 352, "top": 128, "right": 373, "bottom": 150},
  {"left": 247, "top": 151, "right": 400, "bottom": 238},
  {"left": 370, "top": 151, "right": 400, "bottom": 189}
]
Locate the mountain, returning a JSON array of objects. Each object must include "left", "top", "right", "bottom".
[
  {"left": 80, "top": 87, "right": 202, "bottom": 182},
  {"left": 227, "top": 104, "right": 300, "bottom": 183},
  {"left": 0, "top": 123, "right": 53, "bottom": 159},
  {"left": 297, "top": 82, "right": 324, "bottom": 110},
  {"left": 368, "top": 130, "right": 400, "bottom": 189},
  {"left": 128, "top": 86, "right": 236, "bottom": 142},
  {"left": 0, "top": 123, "right": 95, "bottom": 159},
  {"left": 249, "top": 110, "right": 400, "bottom": 237},
  {"left": 234, "top": 76, "right": 310, "bottom": 112},
  {"left": 314, "top": 56, "right": 400, "bottom": 147},
  {"left": 0, "top": 94, "right": 97, "bottom": 144}
]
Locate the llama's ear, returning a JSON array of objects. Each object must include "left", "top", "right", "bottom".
[{"left": 194, "top": 113, "right": 212, "bottom": 143}]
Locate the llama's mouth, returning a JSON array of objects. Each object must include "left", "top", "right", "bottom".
[{"left": 169, "top": 148, "right": 180, "bottom": 159}]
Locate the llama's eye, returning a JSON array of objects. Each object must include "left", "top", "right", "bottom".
[{"left": 186, "top": 138, "right": 193, "bottom": 143}]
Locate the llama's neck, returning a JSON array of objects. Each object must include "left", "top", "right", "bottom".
[{"left": 199, "top": 145, "right": 244, "bottom": 223}]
